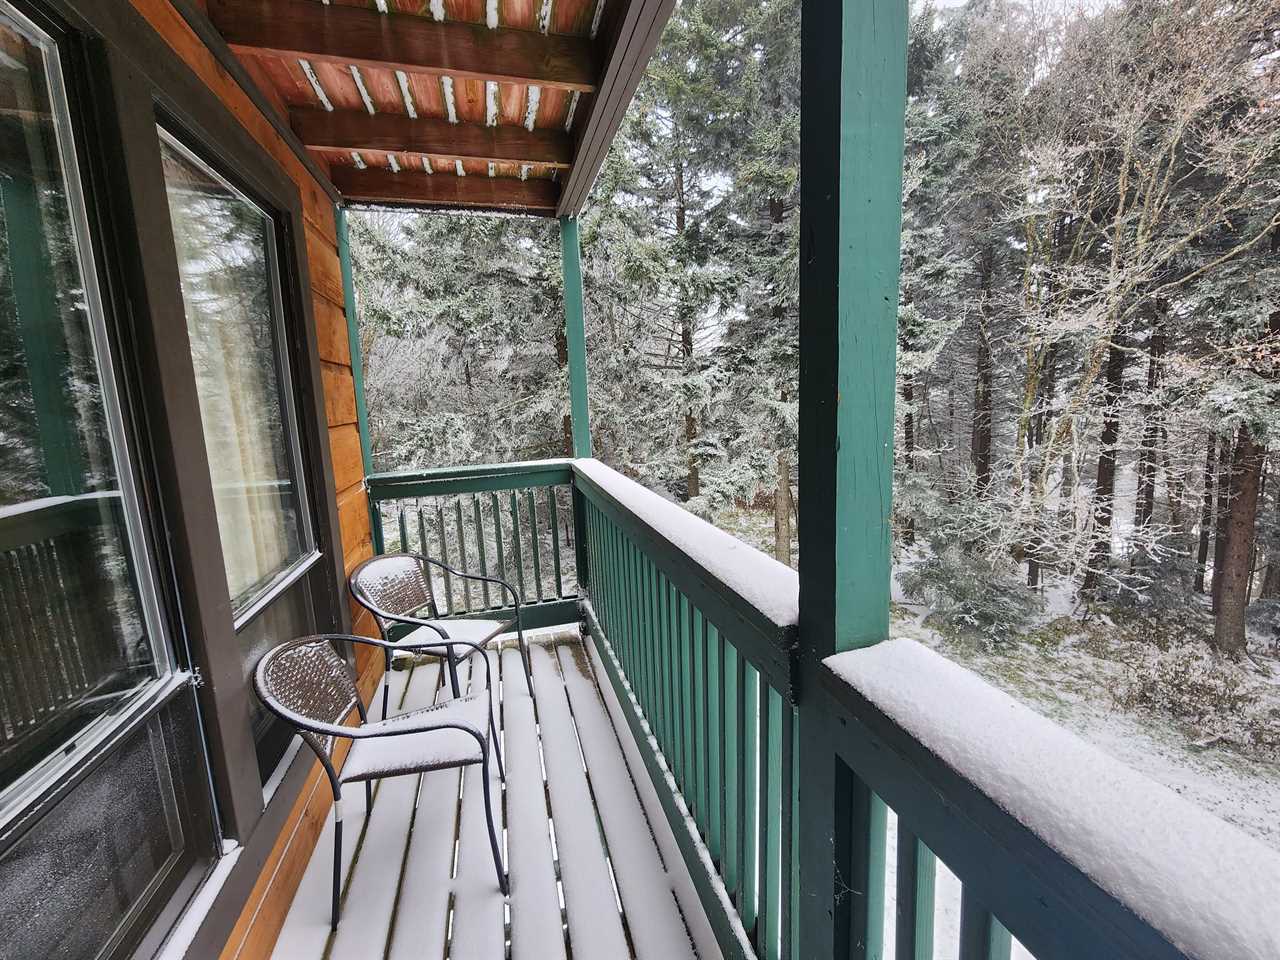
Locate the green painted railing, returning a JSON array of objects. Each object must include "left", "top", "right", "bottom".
[
  {"left": 572, "top": 459, "right": 797, "bottom": 960},
  {"left": 365, "top": 460, "right": 580, "bottom": 630}
]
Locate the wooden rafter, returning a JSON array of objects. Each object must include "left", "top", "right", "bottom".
[
  {"left": 208, "top": 0, "right": 599, "bottom": 93},
  {"left": 292, "top": 109, "right": 574, "bottom": 170},
  {"left": 331, "top": 166, "right": 560, "bottom": 214}
]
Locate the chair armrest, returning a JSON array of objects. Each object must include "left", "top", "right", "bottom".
[{"left": 421, "top": 556, "right": 524, "bottom": 607}]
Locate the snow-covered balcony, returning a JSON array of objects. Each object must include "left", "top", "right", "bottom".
[{"left": 275, "top": 457, "right": 1280, "bottom": 960}]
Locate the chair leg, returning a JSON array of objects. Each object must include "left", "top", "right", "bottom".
[
  {"left": 488, "top": 709, "right": 505, "bottom": 783},
  {"left": 480, "top": 750, "right": 508, "bottom": 896},
  {"left": 381, "top": 647, "right": 392, "bottom": 721},
  {"left": 331, "top": 796, "right": 344, "bottom": 931},
  {"left": 517, "top": 621, "right": 533, "bottom": 696},
  {"left": 447, "top": 646, "right": 462, "bottom": 699}
]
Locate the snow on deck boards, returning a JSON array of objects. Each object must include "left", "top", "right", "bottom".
[{"left": 271, "top": 630, "right": 714, "bottom": 960}]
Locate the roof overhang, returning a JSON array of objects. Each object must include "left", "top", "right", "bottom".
[{"left": 206, "top": 0, "right": 674, "bottom": 218}]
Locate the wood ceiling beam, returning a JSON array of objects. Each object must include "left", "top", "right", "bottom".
[
  {"left": 208, "top": 0, "right": 599, "bottom": 93},
  {"left": 292, "top": 108, "right": 574, "bottom": 169},
  {"left": 331, "top": 165, "right": 560, "bottom": 215}
]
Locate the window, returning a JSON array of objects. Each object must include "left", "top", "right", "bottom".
[
  {"left": 159, "top": 131, "right": 314, "bottom": 615},
  {"left": 0, "top": 0, "right": 167, "bottom": 808},
  {"left": 160, "top": 131, "right": 318, "bottom": 781}
]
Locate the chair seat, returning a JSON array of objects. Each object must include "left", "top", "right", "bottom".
[
  {"left": 341, "top": 692, "right": 488, "bottom": 783},
  {"left": 401, "top": 617, "right": 515, "bottom": 649}
]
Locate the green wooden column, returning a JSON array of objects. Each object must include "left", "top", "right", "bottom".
[
  {"left": 559, "top": 215, "right": 591, "bottom": 459},
  {"left": 1, "top": 173, "right": 83, "bottom": 496},
  {"left": 794, "top": 0, "right": 908, "bottom": 958},
  {"left": 337, "top": 205, "right": 382, "bottom": 551}
]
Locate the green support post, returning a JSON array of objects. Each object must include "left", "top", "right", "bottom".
[
  {"left": 337, "top": 205, "right": 381, "bottom": 552},
  {"left": 559, "top": 215, "right": 591, "bottom": 459},
  {"left": 794, "top": 1, "right": 908, "bottom": 958},
  {"left": 2, "top": 174, "right": 84, "bottom": 495}
]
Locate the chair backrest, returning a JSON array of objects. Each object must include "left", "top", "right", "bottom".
[
  {"left": 349, "top": 553, "right": 439, "bottom": 635},
  {"left": 254, "top": 636, "right": 360, "bottom": 764}
]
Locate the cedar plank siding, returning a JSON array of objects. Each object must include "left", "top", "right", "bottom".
[{"left": 127, "top": 3, "right": 379, "bottom": 956}]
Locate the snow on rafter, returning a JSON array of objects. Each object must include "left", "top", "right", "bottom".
[
  {"left": 388, "top": 154, "right": 400, "bottom": 173},
  {"left": 520, "top": 164, "right": 530, "bottom": 181},
  {"left": 350, "top": 65, "right": 375, "bottom": 115},
  {"left": 564, "top": 91, "right": 580, "bottom": 131},
  {"left": 488, "top": 161, "right": 496, "bottom": 177},
  {"left": 396, "top": 70, "right": 418, "bottom": 119},
  {"left": 486, "top": 0, "right": 498, "bottom": 29},
  {"left": 422, "top": 157, "right": 433, "bottom": 175},
  {"left": 590, "top": 0, "right": 606, "bottom": 38},
  {"left": 442, "top": 76, "right": 458, "bottom": 124},
  {"left": 299, "top": 59, "right": 334, "bottom": 112},
  {"left": 350, "top": 151, "right": 367, "bottom": 170},
  {"left": 429, "top": 0, "right": 444, "bottom": 20},
  {"left": 525, "top": 85, "right": 541, "bottom": 131},
  {"left": 485, "top": 81, "right": 499, "bottom": 126},
  {"left": 537, "top": 0, "right": 553, "bottom": 34},
  {"left": 374, "top": 0, "right": 388, "bottom": 10},
  {"left": 455, "top": 160, "right": 466, "bottom": 176}
]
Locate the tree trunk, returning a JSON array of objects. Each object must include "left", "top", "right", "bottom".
[
  {"left": 902, "top": 374, "right": 915, "bottom": 545},
  {"left": 1081, "top": 339, "right": 1127, "bottom": 595},
  {"left": 1194, "top": 435, "right": 1215, "bottom": 593},
  {"left": 1213, "top": 426, "right": 1264, "bottom": 657},
  {"left": 675, "top": 155, "right": 699, "bottom": 500},
  {"left": 555, "top": 324, "right": 572, "bottom": 456},
  {"left": 774, "top": 451, "right": 793, "bottom": 566},
  {"left": 1134, "top": 326, "right": 1164, "bottom": 530},
  {"left": 1212, "top": 434, "right": 1234, "bottom": 613},
  {"left": 972, "top": 322, "right": 993, "bottom": 492}
]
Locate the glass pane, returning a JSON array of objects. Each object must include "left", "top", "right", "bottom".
[
  {"left": 0, "top": 5, "right": 161, "bottom": 799},
  {"left": 160, "top": 134, "right": 308, "bottom": 612},
  {"left": 235, "top": 575, "right": 313, "bottom": 782},
  {"left": 0, "top": 694, "right": 213, "bottom": 960}
]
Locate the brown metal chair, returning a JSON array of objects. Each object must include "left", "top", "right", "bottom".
[
  {"left": 253, "top": 634, "right": 507, "bottom": 931},
  {"left": 348, "top": 552, "right": 533, "bottom": 721}
]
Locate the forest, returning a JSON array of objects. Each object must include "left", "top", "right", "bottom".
[{"left": 351, "top": 0, "right": 1280, "bottom": 841}]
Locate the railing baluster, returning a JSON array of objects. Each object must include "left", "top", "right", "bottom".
[
  {"left": 526, "top": 489, "right": 542, "bottom": 602},
  {"left": 548, "top": 487, "right": 563, "bottom": 598},
  {"left": 761, "top": 684, "right": 782, "bottom": 959},
  {"left": 959, "top": 887, "right": 1011, "bottom": 960},
  {"left": 694, "top": 609, "right": 707, "bottom": 833},
  {"left": 491, "top": 492, "right": 506, "bottom": 586},
  {"left": 416, "top": 503, "right": 430, "bottom": 560},
  {"left": 473, "top": 495, "right": 491, "bottom": 609},
  {"left": 723, "top": 640, "right": 740, "bottom": 897},
  {"left": 896, "top": 828, "right": 936, "bottom": 960},
  {"left": 453, "top": 498, "right": 471, "bottom": 612},
  {"left": 397, "top": 505, "right": 409, "bottom": 555},
  {"left": 708, "top": 623, "right": 723, "bottom": 866},
  {"left": 509, "top": 492, "right": 526, "bottom": 602},
  {"left": 742, "top": 661, "right": 760, "bottom": 932},
  {"left": 435, "top": 504, "right": 453, "bottom": 615},
  {"left": 678, "top": 592, "right": 692, "bottom": 795}
]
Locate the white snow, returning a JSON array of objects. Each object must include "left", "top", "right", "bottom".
[
  {"left": 573, "top": 459, "right": 800, "bottom": 629},
  {"left": 825, "top": 638, "right": 1280, "bottom": 960}
]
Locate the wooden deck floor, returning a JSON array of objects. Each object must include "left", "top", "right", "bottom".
[{"left": 272, "top": 627, "right": 721, "bottom": 960}]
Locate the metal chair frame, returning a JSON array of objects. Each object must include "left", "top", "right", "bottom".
[
  {"left": 253, "top": 633, "right": 508, "bottom": 931},
  {"left": 348, "top": 552, "right": 534, "bottom": 721}
]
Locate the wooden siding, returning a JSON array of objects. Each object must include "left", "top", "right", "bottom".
[{"left": 127, "top": 4, "right": 378, "bottom": 958}]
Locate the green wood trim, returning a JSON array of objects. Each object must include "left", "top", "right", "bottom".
[
  {"left": 819, "top": 665, "right": 1188, "bottom": 960},
  {"left": 336, "top": 206, "right": 375, "bottom": 478},
  {"left": 896, "top": 827, "right": 937, "bottom": 960},
  {"left": 559, "top": 216, "right": 591, "bottom": 458},
  {"left": 367, "top": 461, "right": 574, "bottom": 500},
  {"left": 573, "top": 464, "right": 796, "bottom": 695}
]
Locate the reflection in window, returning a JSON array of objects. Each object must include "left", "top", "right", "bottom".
[
  {"left": 0, "top": 4, "right": 159, "bottom": 798},
  {"left": 160, "top": 135, "right": 308, "bottom": 612}
]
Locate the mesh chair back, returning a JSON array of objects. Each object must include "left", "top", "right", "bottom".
[
  {"left": 349, "top": 553, "right": 439, "bottom": 634},
  {"left": 254, "top": 636, "right": 360, "bottom": 763}
]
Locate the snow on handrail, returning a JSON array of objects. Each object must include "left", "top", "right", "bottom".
[
  {"left": 572, "top": 458, "right": 799, "bottom": 631},
  {"left": 825, "top": 638, "right": 1280, "bottom": 960}
]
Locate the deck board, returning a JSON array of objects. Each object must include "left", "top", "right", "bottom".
[{"left": 270, "top": 629, "right": 719, "bottom": 960}]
